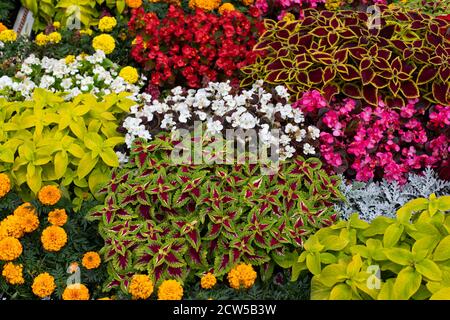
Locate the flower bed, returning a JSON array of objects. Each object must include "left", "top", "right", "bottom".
[{"left": 0, "top": 0, "right": 449, "bottom": 301}]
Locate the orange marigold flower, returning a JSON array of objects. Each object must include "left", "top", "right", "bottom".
[
  {"left": 82, "top": 251, "right": 101, "bottom": 270},
  {"left": 242, "top": 0, "right": 254, "bottom": 5},
  {"left": 200, "top": 273, "right": 217, "bottom": 289},
  {"left": 129, "top": 274, "right": 154, "bottom": 299},
  {"left": 218, "top": 2, "right": 235, "bottom": 14},
  {"left": 2, "top": 262, "right": 24, "bottom": 285},
  {"left": 0, "top": 173, "right": 11, "bottom": 198},
  {"left": 48, "top": 209, "right": 68, "bottom": 226},
  {"left": 41, "top": 226, "right": 67, "bottom": 252},
  {"left": 38, "top": 185, "right": 61, "bottom": 206},
  {"left": 227, "top": 263, "right": 257, "bottom": 289},
  {"left": 0, "top": 215, "right": 24, "bottom": 239},
  {"left": 14, "top": 202, "right": 36, "bottom": 217},
  {"left": 126, "top": 0, "right": 142, "bottom": 8},
  {"left": 32, "top": 273, "right": 56, "bottom": 298},
  {"left": 62, "top": 284, "right": 90, "bottom": 300},
  {"left": 0, "top": 237, "right": 22, "bottom": 261},
  {"left": 157, "top": 279, "right": 183, "bottom": 300},
  {"left": 0, "top": 23, "right": 7, "bottom": 33}
]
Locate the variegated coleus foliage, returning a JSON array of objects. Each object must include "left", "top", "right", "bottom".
[
  {"left": 241, "top": 6, "right": 450, "bottom": 107},
  {"left": 88, "top": 134, "right": 344, "bottom": 293}
]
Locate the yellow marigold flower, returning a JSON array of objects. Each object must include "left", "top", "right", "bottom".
[
  {"left": 82, "top": 251, "right": 101, "bottom": 270},
  {"left": 13, "top": 202, "right": 36, "bottom": 217},
  {"left": 65, "top": 55, "right": 76, "bottom": 64},
  {"left": 98, "top": 16, "right": 117, "bottom": 32},
  {"left": 157, "top": 279, "right": 183, "bottom": 300},
  {"left": 200, "top": 273, "right": 217, "bottom": 289},
  {"left": 218, "top": 3, "right": 235, "bottom": 14},
  {"left": 0, "top": 29, "right": 17, "bottom": 43},
  {"left": 48, "top": 209, "right": 68, "bottom": 227},
  {"left": 119, "top": 66, "right": 139, "bottom": 84},
  {"left": 41, "top": 226, "right": 67, "bottom": 252},
  {"left": 0, "top": 215, "right": 25, "bottom": 239},
  {"left": 53, "top": 21, "right": 60, "bottom": 29},
  {"left": 2, "top": 262, "right": 24, "bottom": 285},
  {"left": 35, "top": 33, "right": 49, "bottom": 46},
  {"left": 32, "top": 273, "right": 55, "bottom": 298},
  {"left": 0, "top": 173, "right": 10, "bottom": 198},
  {"left": 62, "top": 284, "right": 90, "bottom": 300},
  {"left": 38, "top": 185, "right": 61, "bottom": 206},
  {"left": 92, "top": 34, "right": 115, "bottom": 54},
  {"left": 80, "top": 29, "right": 93, "bottom": 36},
  {"left": 48, "top": 32, "right": 62, "bottom": 44},
  {"left": 242, "top": 0, "right": 254, "bottom": 5},
  {"left": 190, "top": 0, "right": 221, "bottom": 11},
  {"left": 0, "top": 237, "right": 22, "bottom": 261},
  {"left": 0, "top": 23, "right": 7, "bottom": 33},
  {"left": 129, "top": 274, "right": 154, "bottom": 299},
  {"left": 126, "top": 0, "right": 143, "bottom": 8},
  {"left": 227, "top": 263, "right": 257, "bottom": 289},
  {"left": 325, "top": 0, "right": 341, "bottom": 10}
]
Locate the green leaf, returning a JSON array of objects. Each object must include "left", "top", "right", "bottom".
[
  {"left": 321, "top": 235, "right": 349, "bottom": 251},
  {"left": 383, "top": 223, "right": 404, "bottom": 248},
  {"left": 306, "top": 252, "right": 322, "bottom": 275},
  {"left": 393, "top": 267, "right": 422, "bottom": 300},
  {"left": 397, "top": 198, "right": 428, "bottom": 222},
  {"left": 330, "top": 283, "right": 353, "bottom": 300},
  {"left": 434, "top": 236, "right": 450, "bottom": 262},
  {"left": 320, "top": 252, "right": 337, "bottom": 264},
  {"left": 291, "top": 260, "right": 307, "bottom": 282},
  {"left": 378, "top": 279, "right": 394, "bottom": 300},
  {"left": 77, "top": 152, "right": 98, "bottom": 179},
  {"left": 384, "top": 248, "right": 413, "bottom": 266},
  {"left": 54, "top": 151, "right": 68, "bottom": 179},
  {"left": 100, "top": 148, "right": 119, "bottom": 167},
  {"left": 415, "top": 259, "right": 442, "bottom": 281},
  {"left": 310, "top": 276, "right": 331, "bottom": 300},
  {"left": 430, "top": 288, "right": 450, "bottom": 300},
  {"left": 318, "top": 264, "right": 347, "bottom": 287},
  {"left": 272, "top": 251, "right": 297, "bottom": 269}
]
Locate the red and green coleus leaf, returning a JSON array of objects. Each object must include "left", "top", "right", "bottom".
[
  {"left": 172, "top": 217, "right": 202, "bottom": 250},
  {"left": 145, "top": 170, "right": 176, "bottom": 208}
]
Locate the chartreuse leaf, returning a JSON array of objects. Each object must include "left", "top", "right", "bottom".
[
  {"left": 393, "top": 267, "right": 422, "bottom": 300},
  {"left": 397, "top": 197, "right": 428, "bottom": 222},
  {"left": 430, "top": 288, "right": 450, "bottom": 300},
  {"left": 317, "top": 263, "right": 347, "bottom": 287},
  {"left": 384, "top": 248, "right": 413, "bottom": 266},
  {"left": 428, "top": 193, "right": 438, "bottom": 216},
  {"left": 415, "top": 259, "right": 442, "bottom": 281},
  {"left": 383, "top": 223, "right": 404, "bottom": 248},
  {"left": 310, "top": 276, "right": 332, "bottom": 300},
  {"left": 434, "top": 236, "right": 450, "bottom": 261},
  {"left": 378, "top": 279, "right": 395, "bottom": 300},
  {"left": 306, "top": 252, "right": 322, "bottom": 275},
  {"left": 330, "top": 283, "right": 353, "bottom": 300},
  {"left": 437, "top": 196, "right": 450, "bottom": 212}
]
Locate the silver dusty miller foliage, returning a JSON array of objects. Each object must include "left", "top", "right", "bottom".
[{"left": 336, "top": 168, "right": 450, "bottom": 222}]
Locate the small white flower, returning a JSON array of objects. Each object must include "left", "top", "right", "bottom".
[
  {"left": 303, "top": 143, "right": 316, "bottom": 155},
  {"left": 308, "top": 125, "right": 320, "bottom": 140}
]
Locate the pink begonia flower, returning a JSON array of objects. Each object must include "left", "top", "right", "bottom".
[
  {"left": 296, "top": 90, "right": 449, "bottom": 184},
  {"left": 255, "top": 0, "right": 268, "bottom": 14}
]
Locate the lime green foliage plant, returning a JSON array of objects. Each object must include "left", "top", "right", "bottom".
[
  {"left": 274, "top": 193, "right": 450, "bottom": 300},
  {"left": 21, "top": 0, "right": 127, "bottom": 31},
  {"left": 0, "top": 89, "right": 134, "bottom": 207}
]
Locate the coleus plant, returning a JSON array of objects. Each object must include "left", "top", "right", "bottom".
[
  {"left": 88, "top": 133, "right": 344, "bottom": 293},
  {"left": 241, "top": 6, "right": 450, "bottom": 106}
]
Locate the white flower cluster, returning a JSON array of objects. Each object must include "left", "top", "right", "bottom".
[
  {"left": 0, "top": 50, "right": 146, "bottom": 101},
  {"left": 122, "top": 80, "right": 320, "bottom": 160}
]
